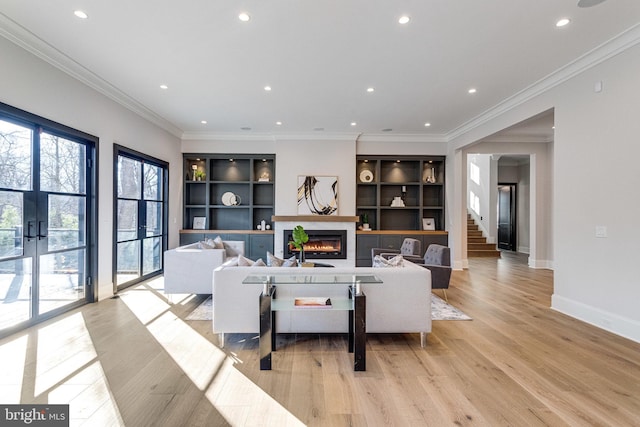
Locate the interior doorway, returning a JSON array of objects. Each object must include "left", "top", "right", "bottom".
[{"left": 497, "top": 184, "right": 517, "bottom": 251}]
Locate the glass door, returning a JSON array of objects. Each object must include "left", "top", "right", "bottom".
[
  {"left": 0, "top": 113, "right": 96, "bottom": 336},
  {"left": 114, "top": 146, "right": 168, "bottom": 291}
]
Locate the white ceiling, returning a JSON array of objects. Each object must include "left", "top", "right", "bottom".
[{"left": 1, "top": 0, "right": 639, "bottom": 140}]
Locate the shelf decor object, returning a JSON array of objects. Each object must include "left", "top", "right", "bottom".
[
  {"left": 422, "top": 218, "right": 436, "bottom": 230},
  {"left": 193, "top": 216, "right": 206, "bottom": 230},
  {"left": 297, "top": 175, "right": 338, "bottom": 215},
  {"left": 359, "top": 169, "right": 373, "bottom": 182}
]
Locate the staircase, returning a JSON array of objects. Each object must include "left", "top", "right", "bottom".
[{"left": 467, "top": 214, "right": 501, "bottom": 258}]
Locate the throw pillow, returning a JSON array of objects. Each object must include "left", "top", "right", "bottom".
[
  {"left": 197, "top": 241, "right": 216, "bottom": 249},
  {"left": 372, "top": 254, "right": 404, "bottom": 268},
  {"left": 237, "top": 255, "right": 256, "bottom": 266},
  {"left": 252, "top": 258, "right": 266, "bottom": 267},
  {"left": 267, "top": 251, "right": 284, "bottom": 267},
  {"left": 282, "top": 256, "right": 298, "bottom": 267},
  {"left": 223, "top": 257, "right": 239, "bottom": 267},
  {"left": 214, "top": 235, "right": 224, "bottom": 249}
]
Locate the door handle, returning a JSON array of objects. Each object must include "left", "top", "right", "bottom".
[
  {"left": 25, "top": 221, "right": 36, "bottom": 241},
  {"left": 37, "top": 221, "right": 47, "bottom": 240}
]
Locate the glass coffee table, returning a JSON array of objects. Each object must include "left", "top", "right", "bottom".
[{"left": 243, "top": 274, "right": 383, "bottom": 371}]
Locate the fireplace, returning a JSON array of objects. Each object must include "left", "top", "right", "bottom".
[{"left": 283, "top": 229, "right": 347, "bottom": 259}]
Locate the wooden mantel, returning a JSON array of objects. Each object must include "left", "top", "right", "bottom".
[{"left": 271, "top": 215, "right": 360, "bottom": 222}]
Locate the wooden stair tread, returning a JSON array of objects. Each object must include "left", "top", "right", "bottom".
[{"left": 466, "top": 214, "right": 500, "bottom": 258}]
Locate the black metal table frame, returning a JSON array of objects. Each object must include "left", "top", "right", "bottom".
[{"left": 259, "top": 285, "right": 367, "bottom": 371}]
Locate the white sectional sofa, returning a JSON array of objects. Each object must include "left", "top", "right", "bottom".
[
  {"left": 163, "top": 240, "right": 244, "bottom": 294},
  {"left": 212, "top": 260, "right": 431, "bottom": 342}
]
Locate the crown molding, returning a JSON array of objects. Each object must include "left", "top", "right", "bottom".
[
  {"left": 273, "top": 132, "right": 360, "bottom": 142},
  {"left": 446, "top": 23, "right": 640, "bottom": 142},
  {"left": 357, "top": 133, "right": 447, "bottom": 143},
  {"left": 0, "top": 13, "right": 183, "bottom": 138},
  {"left": 480, "top": 134, "right": 553, "bottom": 144},
  {"left": 181, "top": 132, "right": 276, "bottom": 142}
]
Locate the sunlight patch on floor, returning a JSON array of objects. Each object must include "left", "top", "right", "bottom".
[
  {"left": 35, "top": 313, "right": 97, "bottom": 396},
  {"left": 0, "top": 334, "right": 27, "bottom": 403},
  {"left": 48, "top": 360, "right": 124, "bottom": 426},
  {"left": 119, "top": 287, "right": 171, "bottom": 325},
  {"left": 206, "top": 358, "right": 305, "bottom": 427},
  {"left": 146, "top": 310, "right": 226, "bottom": 390},
  {"left": 121, "top": 286, "right": 305, "bottom": 426}
]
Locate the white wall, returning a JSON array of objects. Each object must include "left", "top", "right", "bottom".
[
  {"left": 274, "top": 137, "right": 357, "bottom": 216},
  {"left": 517, "top": 162, "right": 531, "bottom": 253},
  {"left": 0, "top": 37, "right": 182, "bottom": 301},
  {"left": 449, "top": 40, "right": 640, "bottom": 342},
  {"left": 552, "top": 44, "right": 640, "bottom": 341}
]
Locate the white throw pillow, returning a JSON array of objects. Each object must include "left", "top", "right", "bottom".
[
  {"left": 267, "top": 251, "right": 284, "bottom": 267},
  {"left": 237, "top": 255, "right": 255, "bottom": 266},
  {"left": 205, "top": 235, "right": 224, "bottom": 249},
  {"left": 372, "top": 254, "right": 404, "bottom": 268},
  {"left": 282, "top": 256, "right": 298, "bottom": 267},
  {"left": 252, "top": 258, "right": 266, "bottom": 267},
  {"left": 197, "top": 241, "right": 215, "bottom": 249}
]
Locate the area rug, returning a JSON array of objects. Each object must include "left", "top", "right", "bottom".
[
  {"left": 185, "top": 297, "right": 213, "bottom": 320},
  {"left": 185, "top": 294, "right": 472, "bottom": 321},
  {"left": 430, "top": 294, "right": 472, "bottom": 320}
]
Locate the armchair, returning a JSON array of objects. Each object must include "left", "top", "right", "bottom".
[
  {"left": 371, "top": 238, "right": 421, "bottom": 264},
  {"left": 404, "top": 244, "right": 452, "bottom": 302}
]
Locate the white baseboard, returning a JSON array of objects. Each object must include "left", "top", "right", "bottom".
[
  {"left": 518, "top": 246, "right": 530, "bottom": 254},
  {"left": 528, "top": 258, "right": 553, "bottom": 269},
  {"left": 453, "top": 259, "right": 467, "bottom": 270},
  {"left": 552, "top": 294, "right": 640, "bottom": 344}
]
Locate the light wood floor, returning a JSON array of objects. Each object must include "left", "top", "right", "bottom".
[{"left": 1, "top": 252, "right": 640, "bottom": 426}]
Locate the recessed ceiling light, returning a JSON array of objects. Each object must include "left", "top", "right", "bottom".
[
  {"left": 398, "top": 16, "right": 411, "bottom": 25},
  {"left": 468, "top": 88, "right": 477, "bottom": 94},
  {"left": 240, "top": 127, "right": 251, "bottom": 131},
  {"left": 74, "top": 10, "right": 88, "bottom": 19},
  {"left": 424, "top": 122, "right": 431, "bottom": 127},
  {"left": 239, "top": 12, "right": 250, "bottom": 22},
  {"left": 201, "top": 120, "right": 207, "bottom": 124},
  {"left": 160, "top": 84, "right": 168, "bottom": 90},
  {"left": 382, "top": 128, "right": 393, "bottom": 132},
  {"left": 276, "top": 121, "right": 282, "bottom": 125},
  {"left": 264, "top": 86, "right": 272, "bottom": 91},
  {"left": 351, "top": 122, "right": 357, "bottom": 126},
  {"left": 367, "top": 87, "right": 375, "bottom": 93},
  {"left": 556, "top": 18, "right": 571, "bottom": 27},
  {"left": 578, "top": 0, "right": 606, "bottom": 8}
]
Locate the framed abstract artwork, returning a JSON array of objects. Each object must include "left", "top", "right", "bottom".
[
  {"left": 193, "top": 216, "right": 206, "bottom": 230},
  {"left": 297, "top": 176, "right": 338, "bottom": 215}
]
